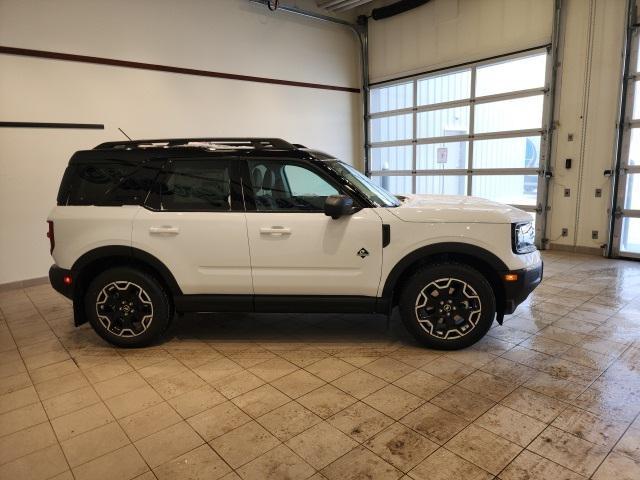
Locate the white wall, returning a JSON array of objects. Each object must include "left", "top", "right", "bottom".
[
  {"left": 0, "top": 0, "right": 362, "bottom": 284},
  {"left": 368, "top": 0, "right": 553, "bottom": 83},
  {"left": 366, "top": 0, "right": 628, "bottom": 253}
]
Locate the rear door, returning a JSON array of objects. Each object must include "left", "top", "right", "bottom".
[
  {"left": 243, "top": 158, "right": 383, "bottom": 298},
  {"left": 132, "top": 157, "right": 252, "bottom": 296}
]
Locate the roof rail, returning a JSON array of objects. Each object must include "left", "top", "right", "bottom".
[{"left": 94, "top": 137, "right": 295, "bottom": 150}]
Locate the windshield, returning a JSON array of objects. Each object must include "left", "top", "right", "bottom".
[{"left": 326, "top": 160, "right": 400, "bottom": 207}]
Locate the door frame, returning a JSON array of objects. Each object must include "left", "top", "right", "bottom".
[{"left": 611, "top": 2, "right": 640, "bottom": 259}]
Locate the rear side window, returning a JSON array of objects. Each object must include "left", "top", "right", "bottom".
[
  {"left": 158, "top": 160, "right": 236, "bottom": 211},
  {"left": 62, "top": 160, "right": 160, "bottom": 206}
]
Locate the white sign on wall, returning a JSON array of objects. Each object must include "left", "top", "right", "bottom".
[{"left": 437, "top": 147, "right": 448, "bottom": 164}]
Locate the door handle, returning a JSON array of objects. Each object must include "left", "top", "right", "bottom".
[
  {"left": 149, "top": 226, "right": 180, "bottom": 235},
  {"left": 259, "top": 226, "right": 291, "bottom": 236}
]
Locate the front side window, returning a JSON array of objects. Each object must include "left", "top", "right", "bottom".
[
  {"left": 248, "top": 160, "right": 338, "bottom": 211},
  {"left": 159, "top": 160, "right": 235, "bottom": 211}
]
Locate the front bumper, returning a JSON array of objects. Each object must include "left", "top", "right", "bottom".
[
  {"left": 501, "top": 260, "right": 543, "bottom": 315},
  {"left": 49, "top": 264, "right": 73, "bottom": 299}
]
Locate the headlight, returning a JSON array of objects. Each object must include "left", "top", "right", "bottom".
[{"left": 512, "top": 222, "right": 536, "bottom": 254}]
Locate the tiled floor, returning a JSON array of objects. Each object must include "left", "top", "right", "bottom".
[{"left": 1, "top": 251, "right": 640, "bottom": 480}]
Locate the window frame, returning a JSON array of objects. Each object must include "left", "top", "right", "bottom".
[
  {"left": 612, "top": 27, "right": 640, "bottom": 259},
  {"left": 145, "top": 157, "right": 244, "bottom": 212},
  {"left": 367, "top": 47, "right": 552, "bottom": 222}
]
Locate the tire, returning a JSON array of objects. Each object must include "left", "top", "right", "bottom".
[
  {"left": 84, "top": 267, "right": 171, "bottom": 347},
  {"left": 399, "top": 262, "right": 496, "bottom": 350}
]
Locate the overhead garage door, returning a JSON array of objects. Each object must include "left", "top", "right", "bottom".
[{"left": 368, "top": 48, "right": 553, "bottom": 245}]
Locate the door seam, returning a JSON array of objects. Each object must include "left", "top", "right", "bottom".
[{"left": 240, "top": 177, "right": 257, "bottom": 306}]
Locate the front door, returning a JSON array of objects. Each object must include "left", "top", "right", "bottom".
[
  {"left": 133, "top": 158, "right": 252, "bottom": 295},
  {"left": 243, "top": 159, "right": 383, "bottom": 298}
]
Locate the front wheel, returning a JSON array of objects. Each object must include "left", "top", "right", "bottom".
[
  {"left": 84, "top": 267, "right": 171, "bottom": 347},
  {"left": 399, "top": 263, "right": 496, "bottom": 350}
]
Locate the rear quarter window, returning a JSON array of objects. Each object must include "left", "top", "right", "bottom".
[{"left": 61, "top": 160, "right": 161, "bottom": 206}]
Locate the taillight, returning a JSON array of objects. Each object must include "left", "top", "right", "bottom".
[{"left": 47, "top": 220, "right": 55, "bottom": 254}]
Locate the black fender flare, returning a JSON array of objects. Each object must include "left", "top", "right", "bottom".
[
  {"left": 71, "top": 245, "right": 182, "bottom": 295},
  {"left": 70, "top": 246, "right": 181, "bottom": 326},
  {"left": 381, "top": 242, "right": 508, "bottom": 300}
]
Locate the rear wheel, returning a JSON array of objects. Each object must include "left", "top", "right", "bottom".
[
  {"left": 399, "top": 263, "right": 496, "bottom": 350},
  {"left": 84, "top": 267, "right": 171, "bottom": 347}
]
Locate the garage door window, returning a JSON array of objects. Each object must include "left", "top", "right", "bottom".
[{"left": 368, "top": 49, "right": 550, "bottom": 219}]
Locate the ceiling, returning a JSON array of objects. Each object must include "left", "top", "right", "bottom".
[{"left": 316, "top": 0, "right": 376, "bottom": 12}]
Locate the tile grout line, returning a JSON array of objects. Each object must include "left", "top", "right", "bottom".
[
  {"left": 0, "top": 292, "right": 76, "bottom": 478},
  {"left": 492, "top": 336, "right": 639, "bottom": 478},
  {"left": 131, "top": 343, "right": 244, "bottom": 477},
  {"left": 586, "top": 409, "right": 640, "bottom": 479},
  {"left": 2, "top": 253, "right": 639, "bottom": 480},
  {"left": 479, "top": 303, "right": 633, "bottom": 475},
  {"left": 583, "top": 341, "right": 640, "bottom": 479},
  {"left": 142, "top": 336, "right": 437, "bottom": 476},
  {"left": 25, "top": 287, "right": 162, "bottom": 479}
]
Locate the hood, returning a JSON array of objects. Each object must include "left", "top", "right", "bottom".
[{"left": 388, "top": 194, "right": 532, "bottom": 224}]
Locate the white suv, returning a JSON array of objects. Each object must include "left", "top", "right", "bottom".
[{"left": 48, "top": 137, "right": 542, "bottom": 349}]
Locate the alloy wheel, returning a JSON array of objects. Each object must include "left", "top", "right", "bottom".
[
  {"left": 95, "top": 281, "right": 154, "bottom": 337},
  {"left": 414, "top": 277, "right": 482, "bottom": 340}
]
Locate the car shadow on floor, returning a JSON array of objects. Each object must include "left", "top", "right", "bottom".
[{"left": 161, "top": 310, "right": 417, "bottom": 348}]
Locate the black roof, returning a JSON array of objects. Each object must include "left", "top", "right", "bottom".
[{"left": 71, "top": 137, "right": 328, "bottom": 163}]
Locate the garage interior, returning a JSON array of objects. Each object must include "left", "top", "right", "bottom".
[{"left": 1, "top": 0, "right": 640, "bottom": 479}]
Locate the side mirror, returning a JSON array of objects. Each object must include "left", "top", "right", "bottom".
[{"left": 324, "top": 195, "right": 353, "bottom": 219}]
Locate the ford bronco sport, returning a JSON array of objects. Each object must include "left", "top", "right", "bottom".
[{"left": 48, "top": 138, "right": 542, "bottom": 349}]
